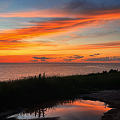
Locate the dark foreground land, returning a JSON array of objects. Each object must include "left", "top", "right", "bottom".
[{"left": 0, "top": 69, "right": 120, "bottom": 119}]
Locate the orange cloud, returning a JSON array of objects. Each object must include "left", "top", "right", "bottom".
[
  {"left": 0, "top": 18, "right": 95, "bottom": 43},
  {"left": 75, "top": 41, "right": 120, "bottom": 50},
  {"left": 41, "top": 41, "right": 120, "bottom": 51},
  {"left": 0, "top": 7, "right": 120, "bottom": 63},
  {"left": 0, "top": 9, "right": 120, "bottom": 45},
  {"left": 0, "top": 8, "right": 120, "bottom": 48},
  {"left": 0, "top": 40, "right": 57, "bottom": 50}
]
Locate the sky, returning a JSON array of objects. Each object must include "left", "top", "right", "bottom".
[{"left": 0, "top": 0, "right": 120, "bottom": 63}]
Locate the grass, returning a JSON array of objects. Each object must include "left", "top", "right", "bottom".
[{"left": 0, "top": 69, "right": 120, "bottom": 113}]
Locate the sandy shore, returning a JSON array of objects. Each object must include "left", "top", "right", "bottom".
[{"left": 86, "top": 90, "right": 120, "bottom": 120}]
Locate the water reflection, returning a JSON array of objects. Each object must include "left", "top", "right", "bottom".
[
  {"left": 9, "top": 99, "right": 111, "bottom": 120},
  {"left": 19, "top": 108, "right": 47, "bottom": 119}
]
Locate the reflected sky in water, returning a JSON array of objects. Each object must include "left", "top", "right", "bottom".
[
  {"left": 0, "top": 63, "right": 120, "bottom": 81},
  {"left": 12, "top": 99, "right": 111, "bottom": 120}
]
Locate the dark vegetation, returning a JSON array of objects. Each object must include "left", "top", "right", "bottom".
[{"left": 0, "top": 69, "right": 120, "bottom": 117}]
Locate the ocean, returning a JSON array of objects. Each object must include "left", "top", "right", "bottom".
[{"left": 0, "top": 63, "right": 120, "bottom": 81}]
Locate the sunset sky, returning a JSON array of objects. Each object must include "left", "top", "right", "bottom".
[{"left": 0, "top": 0, "right": 120, "bottom": 63}]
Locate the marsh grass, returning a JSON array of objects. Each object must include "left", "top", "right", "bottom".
[{"left": 0, "top": 69, "right": 120, "bottom": 113}]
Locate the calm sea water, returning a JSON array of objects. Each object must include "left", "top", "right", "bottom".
[{"left": 0, "top": 63, "right": 120, "bottom": 81}]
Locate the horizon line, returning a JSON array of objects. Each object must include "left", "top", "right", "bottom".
[{"left": 0, "top": 62, "right": 119, "bottom": 64}]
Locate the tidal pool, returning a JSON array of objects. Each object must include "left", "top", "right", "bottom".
[{"left": 9, "top": 99, "right": 111, "bottom": 120}]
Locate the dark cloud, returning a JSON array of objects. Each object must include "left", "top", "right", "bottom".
[
  {"left": 64, "top": 0, "right": 120, "bottom": 15},
  {"left": 64, "top": 0, "right": 95, "bottom": 12},
  {"left": 30, "top": 60, "right": 38, "bottom": 62},
  {"left": 30, "top": 18, "right": 95, "bottom": 32},
  {"left": 0, "top": 40, "right": 20, "bottom": 43},
  {"left": 86, "top": 56, "right": 120, "bottom": 61},
  {"left": 89, "top": 53, "right": 101, "bottom": 57},
  {"left": 64, "top": 58, "right": 75, "bottom": 62},
  {"left": 69, "top": 55, "right": 84, "bottom": 59},
  {"left": 49, "top": 18, "right": 81, "bottom": 21},
  {"left": 32, "top": 56, "right": 53, "bottom": 62},
  {"left": 64, "top": 55, "right": 84, "bottom": 62}
]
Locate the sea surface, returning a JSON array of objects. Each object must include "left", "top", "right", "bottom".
[{"left": 0, "top": 63, "right": 120, "bottom": 81}]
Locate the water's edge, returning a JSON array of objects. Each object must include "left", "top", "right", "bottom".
[{"left": 83, "top": 90, "right": 120, "bottom": 120}]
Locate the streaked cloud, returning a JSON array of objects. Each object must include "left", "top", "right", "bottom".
[
  {"left": 63, "top": 0, "right": 120, "bottom": 16},
  {"left": 0, "top": 0, "right": 120, "bottom": 63},
  {"left": 69, "top": 55, "right": 84, "bottom": 59},
  {"left": 64, "top": 55, "right": 84, "bottom": 62},
  {"left": 0, "top": 18, "right": 95, "bottom": 42},
  {"left": 32, "top": 56, "right": 54, "bottom": 62},
  {"left": 70, "top": 41, "right": 120, "bottom": 50},
  {"left": 86, "top": 56, "right": 120, "bottom": 61},
  {"left": 89, "top": 53, "right": 101, "bottom": 57},
  {"left": 1, "top": 0, "right": 120, "bottom": 19},
  {"left": 0, "top": 41, "right": 57, "bottom": 50},
  {"left": 64, "top": 58, "right": 76, "bottom": 62}
]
